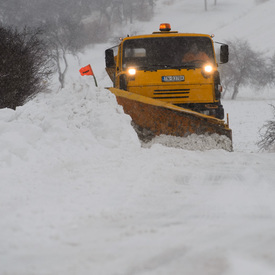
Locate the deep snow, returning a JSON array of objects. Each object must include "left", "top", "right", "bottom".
[{"left": 1, "top": 0, "right": 275, "bottom": 274}]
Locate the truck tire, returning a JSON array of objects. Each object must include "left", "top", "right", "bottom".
[{"left": 119, "top": 75, "right": 127, "bottom": 91}]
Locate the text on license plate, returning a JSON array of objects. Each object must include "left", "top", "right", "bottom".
[{"left": 162, "top": 75, "right": 185, "bottom": 82}]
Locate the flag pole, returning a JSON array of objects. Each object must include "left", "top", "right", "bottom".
[
  {"left": 79, "top": 64, "right": 98, "bottom": 87},
  {"left": 93, "top": 75, "right": 98, "bottom": 87}
]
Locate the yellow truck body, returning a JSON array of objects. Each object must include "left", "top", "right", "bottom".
[
  {"left": 105, "top": 24, "right": 232, "bottom": 148},
  {"left": 106, "top": 25, "right": 229, "bottom": 119}
]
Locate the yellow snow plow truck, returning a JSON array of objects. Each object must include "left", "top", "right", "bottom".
[{"left": 105, "top": 23, "right": 232, "bottom": 149}]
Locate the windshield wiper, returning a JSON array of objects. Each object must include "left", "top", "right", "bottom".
[
  {"left": 139, "top": 63, "right": 201, "bottom": 71},
  {"left": 141, "top": 64, "right": 192, "bottom": 71},
  {"left": 182, "top": 60, "right": 205, "bottom": 66},
  {"left": 170, "top": 64, "right": 197, "bottom": 70},
  {"left": 141, "top": 64, "right": 166, "bottom": 71}
]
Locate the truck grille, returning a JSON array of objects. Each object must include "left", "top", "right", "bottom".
[{"left": 153, "top": 88, "right": 190, "bottom": 99}]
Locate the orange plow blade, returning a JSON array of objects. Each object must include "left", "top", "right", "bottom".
[{"left": 108, "top": 88, "right": 232, "bottom": 150}]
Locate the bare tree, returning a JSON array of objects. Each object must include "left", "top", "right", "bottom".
[
  {"left": 43, "top": 18, "right": 86, "bottom": 88},
  {"left": 0, "top": 26, "right": 53, "bottom": 109},
  {"left": 219, "top": 39, "right": 273, "bottom": 99},
  {"left": 258, "top": 105, "right": 275, "bottom": 151},
  {"left": 204, "top": 0, "right": 217, "bottom": 11},
  {"left": 1, "top": 0, "right": 157, "bottom": 90}
]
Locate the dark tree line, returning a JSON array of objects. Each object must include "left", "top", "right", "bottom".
[
  {"left": 0, "top": 0, "right": 157, "bottom": 105},
  {"left": 0, "top": 0, "right": 156, "bottom": 44},
  {"left": 0, "top": 26, "right": 53, "bottom": 109}
]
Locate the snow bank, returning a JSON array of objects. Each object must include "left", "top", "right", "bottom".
[
  {"left": 1, "top": 80, "right": 275, "bottom": 275},
  {"left": 0, "top": 79, "right": 141, "bottom": 195}
]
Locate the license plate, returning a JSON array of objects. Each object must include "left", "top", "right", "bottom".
[{"left": 162, "top": 75, "right": 185, "bottom": 82}]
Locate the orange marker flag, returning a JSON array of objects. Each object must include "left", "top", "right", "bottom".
[
  {"left": 79, "top": 64, "right": 94, "bottom": 76},
  {"left": 79, "top": 64, "right": 98, "bottom": 87}
]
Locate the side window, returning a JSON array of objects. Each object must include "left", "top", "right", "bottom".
[
  {"left": 123, "top": 47, "right": 146, "bottom": 69},
  {"left": 117, "top": 45, "right": 122, "bottom": 72},
  {"left": 125, "top": 48, "right": 146, "bottom": 58}
]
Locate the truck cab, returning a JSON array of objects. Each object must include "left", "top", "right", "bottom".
[{"left": 105, "top": 23, "right": 228, "bottom": 119}]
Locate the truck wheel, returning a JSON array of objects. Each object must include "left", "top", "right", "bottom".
[{"left": 119, "top": 75, "right": 127, "bottom": 91}]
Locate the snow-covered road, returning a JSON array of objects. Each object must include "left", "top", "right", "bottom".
[{"left": 2, "top": 0, "right": 275, "bottom": 273}]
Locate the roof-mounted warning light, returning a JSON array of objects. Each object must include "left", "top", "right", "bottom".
[{"left": 159, "top": 23, "right": 171, "bottom": 32}]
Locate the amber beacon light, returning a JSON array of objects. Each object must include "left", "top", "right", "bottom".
[{"left": 159, "top": 23, "right": 171, "bottom": 31}]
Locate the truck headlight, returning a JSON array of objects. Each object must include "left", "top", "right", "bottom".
[
  {"left": 204, "top": 64, "right": 213, "bottom": 73},
  {"left": 128, "top": 68, "right": 136, "bottom": 76},
  {"left": 202, "top": 64, "right": 214, "bottom": 78}
]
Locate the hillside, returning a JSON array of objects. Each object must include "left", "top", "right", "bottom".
[
  {"left": 143, "top": 0, "right": 275, "bottom": 52},
  {"left": 74, "top": 0, "right": 275, "bottom": 95},
  {"left": 1, "top": 1, "right": 275, "bottom": 275}
]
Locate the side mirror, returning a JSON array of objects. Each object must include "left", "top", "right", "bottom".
[
  {"left": 220, "top": 44, "right": 229, "bottom": 64},
  {"left": 105, "top": 49, "right": 115, "bottom": 67}
]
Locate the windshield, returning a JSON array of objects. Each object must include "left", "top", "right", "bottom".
[{"left": 122, "top": 36, "right": 214, "bottom": 70}]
